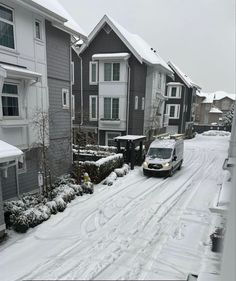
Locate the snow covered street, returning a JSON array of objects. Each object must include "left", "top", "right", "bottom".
[{"left": 0, "top": 134, "right": 229, "bottom": 281}]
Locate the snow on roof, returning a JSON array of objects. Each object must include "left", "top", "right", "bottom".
[
  {"left": 209, "top": 106, "right": 223, "bottom": 114},
  {"left": 0, "top": 141, "right": 23, "bottom": 163},
  {"left": 150, "top": 139, "right": 176, "bottom": 149},
  {"left": 0, "top": 63, "right": 42, "bottom": 80},
  {"left": 79, "top": 15, "right": 173, "bottom": 74},
  {"left": 26, "top": 0, "right": 87, "bottom": 38},
  {"left": 114, "top": 135, "right": 146, "bottom": 141},
  {"left": 92, "top": 53, "right": 130, "bottom": 60},
  {"left": 168, "top": 61, "right": 201, "bottom": 89},
  {"left": 197, "top": 91, "right": 236, "bottom": 103}
]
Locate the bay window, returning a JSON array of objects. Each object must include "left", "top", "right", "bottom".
[
  {"left": 104, "top": 97, "right": 119, "bottom": 119},
  {"left": 2, "top": 83, "right": 19, "bottom": 116},
  {"left": 104, "top": 63, "right": 120, "bottom": 81}
]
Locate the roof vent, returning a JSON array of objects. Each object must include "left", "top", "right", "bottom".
[{"left": 103, "top": 23, "right": 112, "bottom": 34}]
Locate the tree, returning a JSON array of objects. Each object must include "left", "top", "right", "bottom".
[
  {"left": 32, "top": 110, "right": 51, "bottom": 195},
  {"left": 222, "top": 103, "right": 235, "bottom": 126}
]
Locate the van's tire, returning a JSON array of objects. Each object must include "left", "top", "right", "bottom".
[
  {"left": 178, "top": 160, "right": 183, "bottom": 170},
  {"left": 143, "top": 169, "right": 149, "bottom": 176},
  {"left": 168, "top": 168, "right": 174, "bottom": 177}
]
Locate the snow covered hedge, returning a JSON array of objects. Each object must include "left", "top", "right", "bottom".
[
  {"left": 73, "top": 153, "right": 124, "bottom": 184},
  {"left": 4, "top": 175, "right": 84, "bottom": 233},
  {"left": 103, "top": 164, "right": 130, "bottom": 186}
]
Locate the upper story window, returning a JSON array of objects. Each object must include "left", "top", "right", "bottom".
[
  {"left": 62, "top": 88, "right": 70, "bottom": 109},
  {"left": 104, "top": 63, "right": 120, "bottom": 81},
  {"left": 104, "top": 97, "right": 119, "bottom": 119},
  {"left": 2, "top": 83, "right": 19, "bottom": 116},
  {"left": 166, "top": 104, "right": 180, "bottom": 119},
  {"left": 89, "top": 61, "right": 98, "bottom": 85},
  {"left": 89, "top": 95, "right": 97, "bottom": 121},
  {"left": 0, "top": 4, "right": 15, "bottom": 49},
  {"left": 141, "top": 97, "right": 145, "bottom": 110},
  {"left": 168, "top": 86, "right": 181, "bottom": 98},
  {"left": 35, "top": 20, "right": 42, "bottom": 40}
]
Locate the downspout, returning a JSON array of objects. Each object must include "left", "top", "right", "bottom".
[
  {"left": 15, "top": 161, "right": 20, "bottom": 198},
  {"left": 70, "top": 46, "right": 73, "bottom": 162},
  {"left": 180, "top": 86, "right": 186, "bottom": 133},
  {"left": 78, "top": 55, "right": 83, "bottom": 126},
  {"left": 126, "top": 63, "right": 131, "bottom": 134}
]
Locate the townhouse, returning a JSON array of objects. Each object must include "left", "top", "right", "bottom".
[
  {"left": 72, "top": 15, "right": 173, "bottom": 146},
  {"left": 164, "top": 61, "right": 201, "bottom": 134},
  {"left": 0, "top": 0, "right": 86, "bottom": 202}
]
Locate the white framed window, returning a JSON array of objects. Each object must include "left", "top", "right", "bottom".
[
  {"left": 72, "top": 94, "right": 75, "bottom": 120},
  {"left": 62, "top": 88, "right": 70, "bottom": 109},
  {"left": 35, "top": 20, "right": 42, "bottom": 40},
  {"left": 141, "top": 97, "right": 145, "bottom": 110},
  {"left": 103, "top": 97, "right": 119, "bottom": 120},
  {"left": 89, "top": 95, "right": 97, "bottom": 121},
  {"left": 18, "top": 153, "right": 26, "bottom": 174},
  {"left": 89, "top": 61, "right": 98, "bottom": 85},
  {"left": 105, "top": 131, "right": 121, "bottom": 146},
  {"left": 134, "top": 96, "right": 138, "bottom": 110},
  {"left": 1, "top": 83, "right": 19, "bottom": 116},
  {"left": 104, "top": 63, "right": 120, "bottom": 81},
  {"left": 166, "top": 104, "right": 180, "bottom": 119},
  {"left": 0, "top": 4, "right": 15, "bottom": 49},
  {"left": 168, "top": 86, "right": 181, "bottom": 98},
  {"left": 71, "top": 61, "right": 74, "bottom": 85}
]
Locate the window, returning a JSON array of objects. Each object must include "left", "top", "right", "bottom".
[
  {"left": 104, "top": 63, "right": 120, "bottom": 81},
  {"left": 2, "top": 83, "right": 19, "bottom": 116},
  {"left": 141, "top": 97, "right": 145, "bottom": 110},
  {"left": 72, "top": 94, "right": 75, "bottom": 120},
  {"left": 0, "top": 4, "right": 14, "bottom": 49},
  {"left": 104, "top": 97, "right": 119, "bottom": 119},
  {"left": 158, "top": 73, "right": 161, "bottom": 89},
  {"left": 168, "top": 86, "right": 181, "bottom": 98},
  {"left": 166, "top": 104, "right": 180, "bottom": 119},
  {"left": 89, "top": 61, "right": 98, "bottom": 84},
  {"left": 89, "top": 95, "right": 97, "bottom": 121},
  {"left": 71, "top": 61, "right": 74, "bottom": 85},
  {"left": 106, "top": 131, "right": 121, "bottom": 146},
  {"left": 35, "top": 20, "right": 41, "bottom": 40},
  {"left": 62, "top": 88, "right": 69, "bottom": 108},
  {"left": 134, "top": 96, "right": 138, "bottom": 110}
]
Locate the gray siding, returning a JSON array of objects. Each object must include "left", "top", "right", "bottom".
[
  {"left": 1, "top": 148, "right": 40, "bottom": 200},
  {"left": 73, "top": 26, "right": 147, "bottom": 140},
  {"left": 0, "top": 178, "right": 6, "bottom": 236},
  {"left": 46, "top": 21, "right": 72, "bottom": 179}
]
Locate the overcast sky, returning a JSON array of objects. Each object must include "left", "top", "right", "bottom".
[{"left": 59, "top": 0, "right": 235, "bottom": 93}]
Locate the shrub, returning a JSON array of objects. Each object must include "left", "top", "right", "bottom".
[
  {"left": 46, "top": 201, "right": 58, "bottom": 215},
  {"left": 54, "top": 197, "right": 67, "bottom": 212},
  {"left": 103, "top": 171, "right": 117, "bottom": 186},
  {"left": 12, "top": 214, "right": 29, "bottom": 233}
]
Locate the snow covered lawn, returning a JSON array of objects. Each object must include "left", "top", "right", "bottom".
[{"left": 0, "top": 134, "right": 229, "bottom": 280}]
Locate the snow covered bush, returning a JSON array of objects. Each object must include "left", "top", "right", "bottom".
[
  {"left": 46, "top": 201, "right": 58, "bottom": 215},
  {"left": 54, "top": 197, "right": 67, "bottom": 212},
  {"left": 12, "top": 214, "right": 30, "bottom": 233},
  {"left": 103, "top": 172, "right": 117, "bottom": 186},
  {"left": 81, "top": 182, "right": 94, "bottom": 194},
  {"left": 114, "top": 164, "right": 130, "bottom": 177},
  {"left": 202, "top": 130, "right": 231, "bottom": 137},
  {"left": 222, "top": 103, "right": 235, "bottom": 126},
  {"left": 73, "top": 153, "right": 123, "bottom": 184},
  {"left": 50, "top": 185, "right": 76, "bottom": 203}
]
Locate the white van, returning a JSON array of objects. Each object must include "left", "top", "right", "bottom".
[{"left": 143, "top": 134, "right": 184, "bottom": 177}]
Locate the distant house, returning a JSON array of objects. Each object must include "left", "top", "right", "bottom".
[
  {"left": 0, "top": 0, "right": 86, "bottom": 201},
  {"left": 72, "top": 15, "right": 173, "bottom": 146},
  {"left": 164, "top": 62, "right": 201, "bottom": 134},
  {"left": 195, "top": 91, "right": 235, "bottom": 125}
]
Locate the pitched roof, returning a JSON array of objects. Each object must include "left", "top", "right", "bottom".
[
  {"left": 197, "top": 91, "right": 236, "bottom": 103},
  {"left": 78, "top": 15, "right": 173, "bottom": 75},
  {"left": 0, "top": 141, "right": 23, "bottom": 163},
  {"left": 21, "top": 0, "right": 87, "bottom": 38},
  {"left": 209, "top": 106, "right": 223, "bottom": 114},
  {"left": 168, "top": 61, "right": 201, "bottom": 89}
]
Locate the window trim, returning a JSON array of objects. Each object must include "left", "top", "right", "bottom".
[
  {"left": 18, "top": 153, "right": 27, "bottom": 174},
  {"left": 0, "top": 3, "right": 15, "bottom": 50},
  {"left": 103, "top": 97, "right": 119, "bottom": 120},
  {"left": 71, "top": 94, "right": 75, "bottom": 120},
  {"left": 166, "top": 104, "right": 180, "bottom": 119},
  {"left": 89, "top": 95, "right": 98, "bottom": 121},
  {"left": 104, "top": 62, "right": 120, "bottom": 82},
  {"left": 105, "top": 131, "right": 121, "bottom": 146},
  {"left": 71, "top": 61, "right": 74, "bottom": 85},
  {"left": 89, "top": 61, "right": 98, "bottom": 85},
  {"left": 62, "top": 88, "right": 70, "bottom": 109}
]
